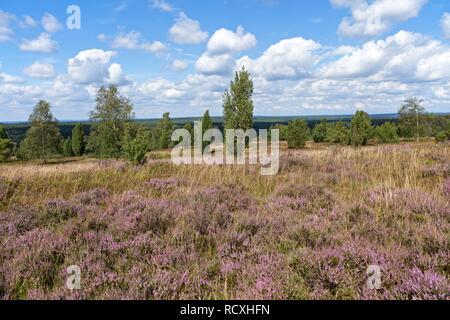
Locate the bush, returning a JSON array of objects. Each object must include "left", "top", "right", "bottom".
[
  {"left": 326, "top": 122, "right": 350, "bottom": 145},
  {"left": 435, "top": 131, "right": 447, "bottom": 143},
  {"left": 375, "top": 122, "right": 399, "bottom": 144},
  {"left": 312, "top": 119, "right": 328, "bottom": 143},
  {"left": 286, "top": 119, "right": 309, "bottom": 149},
  {"left": 123, "top": 124, "right": 152, "bottom": 165}
]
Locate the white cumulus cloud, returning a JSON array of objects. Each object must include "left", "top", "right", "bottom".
[
  {"left": 41, "top": 13, "right": 63, "bottom": 33},
  {"left": 19, "top": 33, "right": 58, "bottom": 53},
  {"left": 24, "top": 62, "right": 55, "bottom": 78},
  {"left": 169, "top": 13, "right": 208, "bottom": 45},
  {"left": 331, "top": 0, "right": 428, "bottom": 38},
  {"left": 207, "top": 26, "right": 257, "bottom": 55}
]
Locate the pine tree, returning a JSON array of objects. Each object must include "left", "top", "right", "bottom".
[
  {"left": 71, "top": 123, "right": 85, "bottom": 156},
  {"left": 201, "top": 110, "right": 213, "bottom": 150},
  {"left": 153, "top": 113, "right": 175, "bottom": 150},
  {"left": 63, "top": 137, "right": 74, "bottom": 157},
  {"left": 87, "top": 85, "right": 134, "bottom": 158},
  {"left": 223, "top": 67, "right": 254, "bottom": 131},
  {"left": 312, "top": 119, "right": 328, "bottom": 143},
  {"left": 0, "top": 126, "right": 13, "bottom": 162},
  {"left": 19, "top": 100, "right": 62, "bottom": 161},
  {"left": 286, "top": 119, "right": 309, "bottom": 149},
  {"left": 123, "top": 123, "right": 152, "bottom": 165},
  {"left": 350, "top": 111, "right": 372, "bottom": 146}
]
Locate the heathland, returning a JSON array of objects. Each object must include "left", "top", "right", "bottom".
[{"left": 0, "top": 141, "right": 448, "bottom": 299}]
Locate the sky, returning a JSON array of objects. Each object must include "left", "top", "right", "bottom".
[{"left": 1, "top": 0, "right": 450, "bottom": 121}]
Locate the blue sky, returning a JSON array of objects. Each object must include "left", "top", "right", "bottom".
[{"left": 1, "top": 0, "right": 450, "bottom": 121}]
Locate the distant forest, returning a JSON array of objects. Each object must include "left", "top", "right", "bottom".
[{"left": 1, "top": 114, "right": 407, "bottom": 143}]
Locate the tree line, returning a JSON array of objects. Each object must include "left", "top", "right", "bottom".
[
  {"left": 0, "top": 68, "right": 449, "bottom": 164},
  {"left": 275, "top": 97, "right": 450, "bottom": 149}
]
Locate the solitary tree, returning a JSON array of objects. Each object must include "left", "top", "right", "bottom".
[
  {"left": 399, "top": 97, "right": 426, "bottom": 142},
  {"left": 350, "top": 111, "right": 372, "bottom": 146},
  {"left": 223, "top": 67, "right": 254, "bottom": 131},
  {"left": 0, "top": 126, "right": 13, "bottom": 162},
  {"left": 88, "top": 85, "right": 134, "bottom": 158},
  {"left": 19, "top": 100, "right": 62, "bottom": 161},
  {"left": 71, "top": 123, "right": 85, "bottom": 156},
  {"left": 286, "top": 119, "right": 310, "bottom": 149}
]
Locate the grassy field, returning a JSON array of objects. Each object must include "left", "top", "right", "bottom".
[{"left": 0, "top": 142, "right": 449, "bottom": 299}]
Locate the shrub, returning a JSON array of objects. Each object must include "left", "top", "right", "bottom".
[
  {"left": 350, "top": 111, "right": 373, "bottom": 146},
  {"left": 123, "top": 124, "right": 152, "bottom": 165},
  {"left": 326, "top": 122, "right": 350, "bottom": 145},
  {"left": 286, "top": 119, "right": 309, "bottom": 149},
  {"left": 435, "top": 131, "right": 447, "bottom": 143},
  {"left": 312, "top": 119, "right": 328, "bottom": 143},
  {"left": 375, "top": 122, "right": 399, "bottom": 144}
]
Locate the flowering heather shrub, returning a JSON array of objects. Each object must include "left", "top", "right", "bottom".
[
  {"left": 40, "top": 199, "right": 82, "bottom": 226},
  {"left": 0, "top": 206, "right": 38, "bottom": 237},
  {"left": 0, "top": 143, "right": 448, "bottom": 300},
  {"left": 144, "top": 177, "right": 187, "bottom": 193},
  {"left": 394, "top": 268, "right": 449, "bottom": 300},
  {"left": 72, "top": 188, "right": 110, "bottom": 206},
  {"left": 421, "top": 164, "right": 450, "bottom": 178},
  {"left": 368, "top": 188, "right": 449, "bottom": 218},
  {"left": 444, "top": 178, "right": 450, "bottom": 196}
]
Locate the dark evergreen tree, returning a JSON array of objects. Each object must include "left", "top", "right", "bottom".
[{"left": 286, "top": 119, "right": 309, "bottom": 149}]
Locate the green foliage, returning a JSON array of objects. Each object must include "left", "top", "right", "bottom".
[
  {"left": 19, "top": 100, "right": 62, "bottom": 161},
  {"left": 87, "top": 85, "right": 134, "bottom": 158},
  {"left": 223, "top": 67, "right": 254, "bottom": 131},
  {"left": 0, "top": 126, "right": 13, "bottom": 162},
  {"left": 63, "top": 137, "right": 74, "bottom": 157},
  {"left": 151, "top": 113, "right": 175, "bottom": 150},
  {"left": 286, "top": 119, "right": 309, "bottom": 149},
  {"left": 71, "top": 123, "right": 85, "bottom": 156},
  {"left": 398, "top": 97, "right": 426, "bottom": 141},
  {"left": 350, "top": 111, "right": 373, "bottom": 146},
  {"left": 201, "top": 110, "right": 213, "bottom": 150},
  {"left": 312, "top": 119, "right": 328, "bottom": 143},
  {"left": 326, "top": 122, "right": 350, "bottom": 145},
  {"left": 375, "top": 122, "right": 399, "bottom": 144},
  {"left": 183, "top": 123, "right": 194, "bottom": 146},
  {"left": 123, "top": 123, "right": 152, "bottom": 165},
  {"left": 435, "top": 131, "right": 447, "bottom": 143}
]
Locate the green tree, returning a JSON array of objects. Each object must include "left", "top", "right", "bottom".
[
  {"left": 223, "top": 67, "right": 254, "bottom": 131},
  {"left": 350, "top": 111, "right": 372, "bottom": 146},
  {"left": 312, "top": 119, "right": 328, "bottom": 143},
  {"left": 151, "top": 113, "right": 175, "bottom": 150},
  {"left": 201, "top": 110, "right": 213, "bottom": 150},
  {"left": 71, "top": 123, "right": 85, "bottom": 156},
  {"left": 87, "top": 85, "right": 134, "bottom": 158},
  {"left": 326, "top": 122, "right": 350, "bottom": 145},
  {"left": 123, "top": 123, "right": 152, "bottom": 165},
  {"left": 19, "top": 100, "right": 62, "bottom": 161},
  {"left": 63, "top": 137, "right": 74, "bottom": 157},
  {"left": 398, "top": 97, "right": 426, "bottom": 142},
  {"left": 286, "top": 119, "right": 309, "bottom": 149},
  {"left": 375, "top": 122, "right": 399, "bottom": 144},
  {"left": 183, "top": 122, "right": 194, "bottom": 146},
  {"left": 0, "top": 126, "right": 13, "bottom": 162},
  {"left": 435, "top": 131, "right": 447, "bottom": 143}
]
